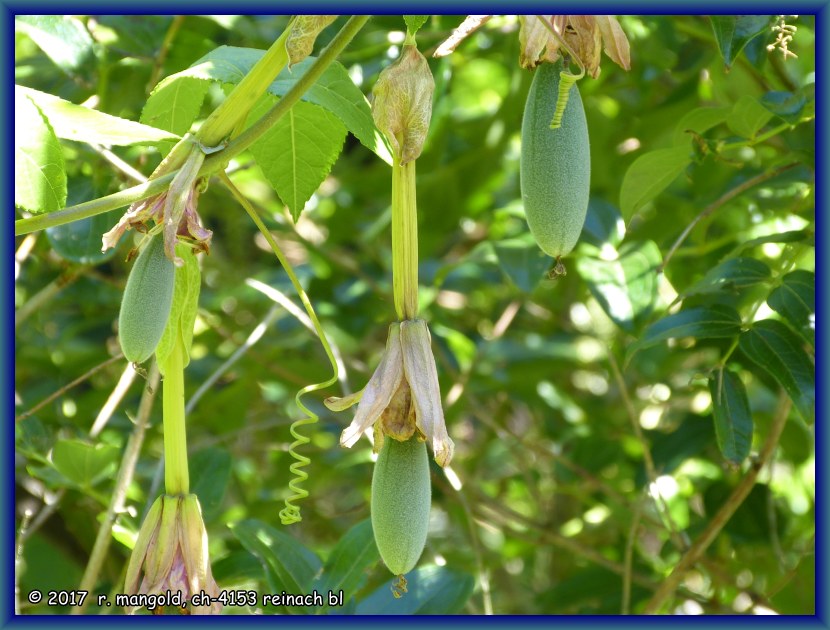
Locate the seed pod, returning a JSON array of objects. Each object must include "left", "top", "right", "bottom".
[
  {"left": 371, "top": 436, "right": 431, "bottom": 576},
  {"left": 118, "top": 236, "right": 176, "bottom": 364},
  {"left": 520, "top": 60, "right": 591, "bottom": 261}
]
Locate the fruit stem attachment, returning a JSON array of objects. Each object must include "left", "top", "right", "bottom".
[
  {"left": 162, "top": 339, "right": 189, "bottom": 495},
  {"left": 392, "top": 158, "right": 419, "bottom": 320}
]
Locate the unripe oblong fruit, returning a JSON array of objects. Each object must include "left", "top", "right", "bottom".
[
  {"left": 520, "top": 61, "right": 591, "bottom": 260},
  {"left": 118, "top": 236, "right": 176, "bottom": 364},
  {"left": 371, "top": 437, "right": 431, "bottom": 576}
]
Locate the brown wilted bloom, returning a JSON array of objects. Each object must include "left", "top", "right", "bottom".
[
  {"left": 519, "top": 15, "right": 631, "bottom": 76},
  {"left": 102, "top": 145, "right": 211, "bottom": 266},
  {"left": 325, "top": 319, "right": 454, "bottom": 467},
  {"left": 124, "top": 494, "right": 221, "bottom": 615},
  {"left": 286, "top": 15, "right": 338, "bottom": 67},
  {"left": 372, "top": 44, "right": 435, "bottom": 165}
]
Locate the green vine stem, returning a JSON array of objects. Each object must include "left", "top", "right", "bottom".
[
  {"left": 391, "top": 158, "right": 419, "bottom": 320},
  {"left": 14, "top": 15, "right": 371, "bottom": 237},
  {"left": 219, "top": 172, "right": 339, "bottom": 525},
  {"left": 162, "top": 340, "right": 189, "bottom": 495}
]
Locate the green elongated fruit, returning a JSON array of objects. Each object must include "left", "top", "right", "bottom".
[
  {"left": 520, "top": 61, "right": 591, "bottom": 260},
  {"left": 371, "top": 437, "right": 431, "bottom": 576},
  {"left": 118, "top": 236, "right": 176, "bottom": 364}
]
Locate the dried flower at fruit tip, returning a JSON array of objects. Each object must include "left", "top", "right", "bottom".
[
  {"left": 325, "top": 319, "right": 454, "bottom": 467},
  {"left": 124, "top": 494, "right": 221, "bottom": 615},
  {"left": 519, "top": 15, "right": 631, "bottom": 76}
]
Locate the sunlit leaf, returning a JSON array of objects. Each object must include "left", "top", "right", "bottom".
[
  {"left": 727, "top": 95, "right": 774, "bottom": 139},
  {"left": 16, "top": 15, "right": 94, "bottom": 72},
  {"left": 15, "top": 90, "right": 66, "bottom": 214},
  {"left": 356, "top": 565, "right": 474, "bottom": 614},
  {"left": 51, "top": 440, "right": 119, "bottom": 489},
  {"left": 619, "top": 146, "right": 691, "bottom": 220}
]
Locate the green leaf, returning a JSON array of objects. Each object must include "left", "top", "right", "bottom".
[
  {"left": 577, "top": 240, "right": 661, "bottom": 333},
  {"left": 709, "top": 369, "right": 753, "bottom": 464},
  {"left": 619, "top": 146, "right": 691, "bottom": 220},
  {"left": 248, "top": 97, "right": 347, "bottom": 221},
  {"left": 682, "top": 257, "right": 771, "bottom": 297},
  {"left": 212, "top": 550, "right": 265, "bottom": 585},
  {"left": 761, "top": 90, "right": 809, "bottom": 124},
  {"left": 356, "top": 565, "right": 474, "bottom": 614},
  {"left": 739, "top": 319, "right": 815, "bottom": 422},
  {"left": 404, "top": 16, "right": 430, "bottom": 36},
  {"left": 231, "top": 519, "right": 322, "bottom": 613},
  {"left": 673, "top": 106, "right": 731, "bottom": 145},
  {"left": 15, "top": 91, "right": 66, "bottom": 214},
  {"left": 141, "top": 76, "right": 209, "bottom": 136},
  {"left": 727, "top": 95, "right": 774, "bottom": 139},
  {"left": 17, "top": 85, "right": 179, "bottom": 146},
  {"left": 628, "top": 304, "right": 742, "bottom": 358},
  {"left": 315, "top": 520, "right": 379, "bottom": 610},
  {"left": 188, "top": 447, "right": 231, "bottom": 522},
  {"left": 767, "top": 270, "right": 814, "bottom": 346},
  {"left": 156, "top": 244, "right": 202, "bottom": 372},
  {"left": 15, "top": 15, "right": 94, "bottom": 73},
  {"left": 709, "top": 16, "right": 772, "bottom": 70},
  {"left": 492, "top": 234, "right": 551, "bottom": 293},
  {"left": 581, "top": 198, "right": 625, "bottom": 249},
  {"left": 51, "top": 440, "right": 119, "bottom": 488}
]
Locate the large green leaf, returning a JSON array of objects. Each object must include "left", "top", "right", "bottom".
[
  {"left": 628, "top": 304, "right": 742, "bottom": 357},
  {"left": 15, "top": 15, "right": 94, "bottom": 73},
  {"left": 619, "top": 146, "right": 691, "bottom": 220},
  {"left": 356, "top": 565, "right": 474, "bottom": 614},
  {"left": 739, "top": 319, "right": 815, "bottom": 422},
  {"left": 577, "top": 240, "right": 661, "bottom": 333},
  {"left": 51, "top": 440, "right": 120, "bottom": 489},
  {"left": 248, "top": 97, "right": 347, "bottom": 221},
  {"left": 709, "top": 369, "right": 753, "bottom": 464},
  {"left": 727, "top": 95, "right": 773, "bottom": 139},
  {"left": 682, "top": 257, "right": 771, "bottom": 297},
  {"left": 231, "top": 519, "right": 322, "bottom": 613},
  {"left": 141, "top": 76, "right": 209, "bottom": 136},
  {"left": 188, "top": 447, "right": 231, "bottom": 522},
  {"left": 315, "top": 519, "right": 379, "bottom": 610},
  {"left": 15, "top": 90, "right": 66, "bottom": 214},
  {"left": 709, "top": 16, "right": 772, "bottom": 70},
  {"left": 672, "top": 106, "right": 730, "bottom": 145},
  {"left": 767, "top": 270, "right": 814, "bottom": 346},
  {"left": 17, "top": 85, "right": 179, "bottom": 146}
]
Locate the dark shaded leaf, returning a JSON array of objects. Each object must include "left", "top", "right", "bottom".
[
  {"left": 709, "top": 369, "right": 753, "bottom": 463},
  {"left": 581, "top": 198, "right": 624, "bottom": 249},
  {"left": 683, "top": 257, "right": 771, "bottom": 297},
  {"left": 628, "top": 304, "right": 742, "bottom": 358},
  {"left": 492, "top": 234, "right": 551, "bottom": 292},
  {"left": 761, "top": 91, "right": 808, "bottom": 124},
  {"left": 739, "top": 319, "right": 814, "bottom": 422},
  {"left": 767, "top": 270, "right": 814, "bottom": 346},
  {"left": 709, "top": 16, "right": 772, "bottom": 70},
  {"left": 356, "top": 565, "right": 474, "bottom": 614},
  {"left": 315, "top": 519, "right": 378, "bottom": 610},
  {"left": 189, "top": 447, "right": 232, "bottom": 522}
]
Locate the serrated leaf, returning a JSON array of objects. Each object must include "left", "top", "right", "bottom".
[
  {"left": 141, "top": 76, "right": 209, "bottom": 136},
  {"left": 709, "top": 369, "right": 753, "bottom": 464},
  {"left": 315, "top": 520, "right": 378, "bottom": 610},
  {"left": 17, "top": 85, "right": 179, "bottom": 146},
  {"left": 628, "top": 304, "right": 742, "bottom": 358},
  {"left": 767, "top": 270, "right": 814, "bottom": 346},
  {"left": 673, "top": 106, "right": 731, "bottom": 145},
  {"left": 727, "top": 95, "right": 773, "bottom": 139},
  {"left": 709, "top": 16, "right": 772, "bottom": 70},
  {"left": 739, "top": 319, "right": 814, "bottom": 422},
  {"left": 51, "top": 440, "right": 119, "bottom": 489},
  {"left": 577, "top": 240, "right": 661, "bottom": 333},
  {"left": 188, "top": 447, "right": 231, "bottom": 522},
  {"left": 155, "top": 46, "right": 389, "bottom": 162},
  {"left": 249, "top": 97, "right": 346, "bottom": 221},
  {"left": 404, "top": 16, "right": 430, "bottom": 35},
  {"left": 156, "top": 244, "right": 201, "bottom": 373},
  {"left": 231, "top": 519, "right": 322, "bottom": 613},
  {"left": 356, "top": 565, "right": 474, "bottom": 614},
  {"left": 620, "top": 146, "right": 691, "bottom": 220},
  {"left": 492, "top": 234, "right": 551, "bottom": 293},
  {"left": 15, "top": 15, "right": 94, "bottom": 73},
  {"left": 682, "top": 257, "right": 771, "bottom": 297},
  {"left": 15, "top": 91, "right": 66, "bottom": 214}
]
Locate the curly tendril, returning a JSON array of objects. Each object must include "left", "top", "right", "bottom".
[{"left": 220, "top": 172, "right": 339, "bottom": 525}]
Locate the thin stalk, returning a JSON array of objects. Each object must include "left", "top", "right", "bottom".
[
  {"left": 14, "top": 15, "right": 371, "bottom": 237},
  {"left": 162, "top": 341, "right": 189, "bottom": 495},
  {"left": 391, "top": 159, "right": 419, "bottom": 320}
]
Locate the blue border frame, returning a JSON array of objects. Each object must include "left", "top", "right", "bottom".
[{"left": 5, "top": 3, "right": 827, "bottom": 626}]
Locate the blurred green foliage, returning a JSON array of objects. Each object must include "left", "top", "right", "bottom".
[{"left": 15, "top": 14, "right": 814, "bottom": 615}]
